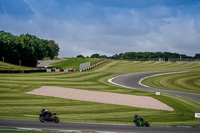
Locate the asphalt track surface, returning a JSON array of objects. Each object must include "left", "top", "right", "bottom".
[
  {"left": 0, "top": 118, "right": 199, "bottom": 133},
  {"left": 1, "top": 71, "right": 200, "bottom": 132},
  {"left": 111, "top": 71, "right": 200, "bottom": 103},
  {"left": 37, "top": 58, "right": 66, "bottom": 67}
]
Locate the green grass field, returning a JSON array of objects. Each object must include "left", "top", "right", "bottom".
[
  {"left": 50, "top": 58, "right": 101, "bottom": 69},
  {"left": 0, "top": 61, "right": 200, "bottom": 126},
  {"left": 142, "top": 71, "right": 200, "bottom": 94},
  {"left": 0, "top": 61, "right": 39, "bottom": 70},
  {"left": 95, "top": 61, "right": 200, "bottom": 73}
]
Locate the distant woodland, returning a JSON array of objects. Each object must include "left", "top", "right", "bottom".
[
  {"left": 0, "top": 31, "right": 59, "bottom": 66},
  {"left": 108, "top": 52, "right": 199, "bottom": 61},
  {"left": 87, "top": 52, "right": 199, "bottom": 61}
]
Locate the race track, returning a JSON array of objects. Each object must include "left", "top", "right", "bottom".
[
  {"left": 0, "top": 118, "right": 199, "bottom": 133},
  {"left": 110, "top": 71, "right": 200, "bottom": 103},
  {"left": 1, "top": 71, "right": 200, "bottom": 132}
]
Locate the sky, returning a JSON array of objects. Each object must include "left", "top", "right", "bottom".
[{"left": 0, "top": 0, "right": 200, "bottom": 57}]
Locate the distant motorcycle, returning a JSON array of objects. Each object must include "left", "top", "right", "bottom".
[
  {"left": 133, "top": 114, "right": 150, "bottom": 127},
  {"left": 39, "top": 109, "right": 59, "bottom": 123}
]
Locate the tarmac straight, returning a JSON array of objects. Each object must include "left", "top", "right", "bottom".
[{"left": 0, "top": 118, "right": 199, "bottom": 133}]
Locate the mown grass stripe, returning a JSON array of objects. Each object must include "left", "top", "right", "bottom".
[{"left": 142, "top": 71, "right": 200, "bottom": 94}]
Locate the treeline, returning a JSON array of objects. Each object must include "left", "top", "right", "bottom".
[
  {"left": 0, "top": 31, "right": 59, "bottom": 66},
  {"left": 78, "top": 52, "right": 200, "bottom": 61},
  {"left": 109, "top": 52, "right": 191, "bottom": 61}
]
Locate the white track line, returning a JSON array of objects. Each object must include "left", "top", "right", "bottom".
[
  {"left": 139, "top": 71, "right": 189, "bottom": 88},
  {"left": 108, "top": 71, "right": 189, "bottom": 89}
]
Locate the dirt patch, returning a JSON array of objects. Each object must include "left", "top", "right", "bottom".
[{"left": 27, "top": 86, "right": 173, "bottom": 111}]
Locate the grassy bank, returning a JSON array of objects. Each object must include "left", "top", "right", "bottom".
[
  {"left": 0, "top": 61, "right": 39, "bottom": 70},
  {"left": 96, "top": 61, "right": 200, "bottom": 73},
  {"left": 0, "top": 61, "right": 200, "bottom": 126},
  {"left": 142, "top": 71, "right": 200, "bottom": 94},
  {"left": 50, "top": 58, "right": 101, "bottom": 69}
]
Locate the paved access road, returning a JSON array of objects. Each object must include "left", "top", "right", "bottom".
[
  {"left": 0, "top": 118, "right": 199, "bottom": 133},
  {"left": 37, "top": 58, "right": 66, "bottom": 67},
  {"left": 111, "top": 71, "right": 200, "bottom": 103}
]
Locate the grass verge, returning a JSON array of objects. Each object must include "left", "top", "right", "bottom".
[
  {"left": 50, "top": 58, "right": 101, "bottom": 69},
  {"left": 142, "top": 71, "right": 200, "bottom": 94}
]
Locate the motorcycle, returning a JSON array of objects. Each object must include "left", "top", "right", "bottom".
[
  {"left": 133, "top": 114, "right": 150, "bottom": 127},
  {"left": 39, "top": 112, "right": 59, "bottom": 123}
]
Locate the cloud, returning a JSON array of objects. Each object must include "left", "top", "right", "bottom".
[
  {"left": 0, "top": 0, "right": 200, "bottom": 57},
  {"left": 195, "top": 15, "right": 200, "bottom": 32},
  {"left": 158, "top": 15, "right": 200, "bottom": 54}
]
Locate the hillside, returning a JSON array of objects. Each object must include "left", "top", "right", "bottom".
[
  {"left": 0, "top": 61, "right": 38, "bottom": 70},
  {"left": 50, "top": 58, "right": 101, "bottom": 69}
]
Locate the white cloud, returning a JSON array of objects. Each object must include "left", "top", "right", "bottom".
[
  {"left": 1, "top": 0, "right": 200, "bottom": 57},
  {"left": 194, "top": 15, "right": 200, "bottom": 33}
]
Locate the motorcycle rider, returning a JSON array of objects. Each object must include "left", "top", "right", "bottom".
[
  {"left": 40, "top": 109, "right": 45, "bottom": 115},
  {"left": 133, "top": 114, "right": 149, "bottom": 127},
  {"left": 40, "top": 109, "right": 52, "bottom": 120},
  {"left": 133, "top": 114, "right": 138, "bottom": 123},
  {"left": 133, "top": 114, "right": 144, "bottom": 122}
]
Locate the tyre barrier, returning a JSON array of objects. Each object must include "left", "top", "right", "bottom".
[
  {"left": 80, "top": 60, "right": 107, "bottom": 72},
  {"left": 46, "top": 69, "right": 75, "bottom": 72}
]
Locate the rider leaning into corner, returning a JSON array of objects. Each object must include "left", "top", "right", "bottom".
[
  {"left": 133, "top": 114, "right": 143, "bottom": 122},
  {"left": 40, "top": 109, "right": 52, "bottom": 120},
  {"left": 133, "top": 114, "right": 150, "bottom": 127}
]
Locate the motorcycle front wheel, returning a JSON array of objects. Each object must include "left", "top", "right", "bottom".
[
  {"left": 144, "top": 121, "right": 150, "bottom": 127},
  {"left": 39, "top": 116, "right": 45, "bottom": 122}
]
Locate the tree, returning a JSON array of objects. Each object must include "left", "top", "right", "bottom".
[
  {"left": 91, "top": 53, "right": 100, "bottom": 58},
  {"left": 108, "top": 52, "right": 192, "bottom": 61},
  {"left": 100, "top": 55, "right": 108, "bottom": 58},
  {"left": 76, "top": 55, "right": 84, "bottom": 58},
  {"left": 48, "top": 40, "right": 59, "bottom": 59},
  {"left": 0, "top": 31, "right": 60, "bottom": 67},
  {"left": 194, "top": 53, "right": 200, "bottom": 59}
]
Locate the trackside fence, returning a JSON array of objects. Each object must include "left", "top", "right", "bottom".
[
  {"left": 168, "top": 58, "right": 200, "bottom": 62},
  {"left": 79, "top": 62, "right": 91, "bottom": 72}
]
